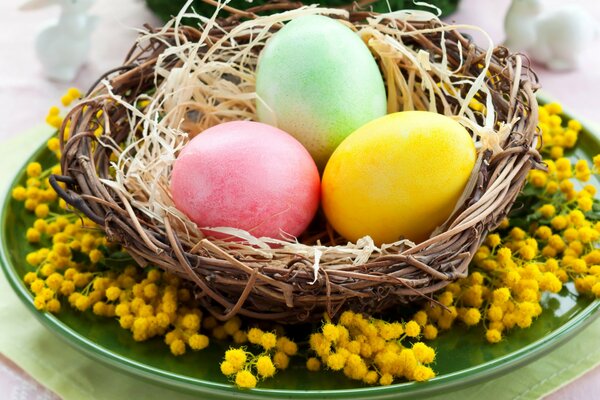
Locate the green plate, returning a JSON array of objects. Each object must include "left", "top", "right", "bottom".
[{"left": 1, "top": 108, "right": 600, "bottom": 399}]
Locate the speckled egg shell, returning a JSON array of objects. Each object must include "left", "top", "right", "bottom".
[{"left": 255, "top": 15, "right": 387, "bottom": 169}]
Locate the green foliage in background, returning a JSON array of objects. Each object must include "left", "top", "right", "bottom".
[{"left": 146, "top": 0, "right": 460, "bottom": 22}]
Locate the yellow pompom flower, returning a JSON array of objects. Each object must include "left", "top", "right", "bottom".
[
  {"left": 591, "top": 283, "right": 600, "bottom": 297},
  {"left": 47, "top": 137, "right": 60, "bottom": 152},
  {"left": 233, "top": 330, "right": 248, "bottom": 344},
  {"left": 220, "top": 361, "right": 237, "bottom": 376},
  {"left": 519, "top": 245, "right": 536, "bottom": 261},
  {"left": 413, "top": 365, "right": 436, "bottom": 382},
  {"left": 485, "top": 234, "right": 501, "bottom": 248},
  {"left": 256, "top": 355, "right": 277, "bottom": 378},
  {"left": 540, "top": 272, "right": 563, "bottom": 293},
  {"left": 34, "top": 204, "right": 50, "bottom": 218},
  {"left": 181, "top": 314, "right": 200, "bottom": 331},
  {"left": 492, "top": 287, "right": 511, "bottom": 304},
  {"left": 462, "top": 285, "right": 484, "bottom": 308},
  {"left": 24, "top": 271, "right": 38, "bottom": 284},
  {"left": 568, "top": 119, "right": 582, "bottom": 131},
  {"left": 273, "top": 351, "right": 290, "bottom": 370},
  {"left": 322, "top": 323, "right": 340, "bottom": 342},
  {"left": 30, "top": 279, "right": 45, "bottom": 294},
  {"left": 535, "top": 226, "right": 552, "bottom": 240},
  {"left": 487, "top": 305, "right": 504, "bottom": 322},
  {"left": 26, "top": 162, "right": 42, "bottom": 177},
  {"left": 569, "top": 210, "right": 586, "bottom": 227},
  {"left": 498, "top": 217, "right": 510, "bottom": 229},
  {"left": 119, "top": 315, "right": 135, "bottom": 329},
  {"left": 326, "top": 352, "right": 348, "bottom": 371},
  {"left": 555, "top": 157, "right": 571, "bottom": 172},
  {"left": 486, "top": 329, "right": 502, "bottom": 343},
  {"left": 247, "top": 328, "right": 263, "bottom": 345},
  {"left": 224, "top": 317, "right": 242, "bottom": 336},
  {"left": 75, "top": 295, "right": 91, "bottom": 311},
  {"left": 306, "top": 357, "right": 321, "bottom": 372},
  {"left": 579, "top": 227, "right": 598, "bottom": 244},
  {"left": 462, "top": 308, "right": 482, "bottom": 326},
  {"left": 88, "top": 249, "right": 103, "bottom": 264},
  {"left": 548, "top": 235, "right": 566, "bottom": 251},
  {"left": 170, "top": 339, "right": 186, "bottom": 356},
  {"left": 412, "top": 342, "right": 435, "bottom": 364},
  {"left": 438, "top": 291, "right": 454, "bottom": 306},
  {"left": 404, "top": 320, "right": 421, "bottom": 337},
  {"left": 225, "top": 348, "right": 247, "bottom": 370},
  {"left": 106, "top": 286, "right": 122, "bottom": 301},
  {"left": 577, "top": 196, "right": 593, "bottom": 212},
  {"left": 277, "top": 337, "right": 298, "bottom": 356},
  {"left": 67, "top": 87, "right": 81, "bottom": 99},
  {"left": 33, "top": 296, "right": 46, "bottom": 310},
  {"left": 593, "top": 155, "right": 600, "bottom": 170},
  {"left": 338, "top": 310, "right": 354, "bottom": 327},
  {"left": 45, "top": 273, "right": 63, "bottom": 291},
  {"left": 528, "top": 171, "right": 547, "bottom": 187},
  {"left": 26, "top": 228, "right": 41, "bottom": 243},
  {"left": 363, "top": 370, "right": 379, "bottom": 385},
  {"left": 188, "top": 334, "right": 209, "bottom": 350},
  {"left": 59, "top": 280, "right": 75, "bottom": 296},
  {"left": 93, "top": 302, "right": 107, "bottom": 316},
  {"left": 235, "top": 370, "right": 257, "bottom": 389},
  {"left": 345, "top": 340, "right": 361, "bottom": 354},
  {"left": 12, "top": 186, "right": 27, "bottom": 201},
  {"left": 412, "top": 311, "right": 428, "bottom": 327},
  {"left": 46, "top": 298, "right": 61, "bottom": 313},
  {"left": 379, "top": 373, "right": 394, "bottom": 386},
  {"left": 258, "top": 332, "right": 277, "bottom": 351},
  {"left": 563, "top": 228, "right": 579, "bottom": 243},
  {"left": 551, "top": 216, "right": 568, "bottom": 231},
  {"left": 423, "top": 324, "right": 438, "bottom": 340},
  {"left": 143, "top": 283, "right": 159, "bottom": 299}
]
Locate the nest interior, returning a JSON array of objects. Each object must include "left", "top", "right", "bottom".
[{"left": 51, "top": 2, "right": 542, "bottom": 323}]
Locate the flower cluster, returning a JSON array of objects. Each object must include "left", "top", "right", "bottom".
[
  {"left": 45, "top": 87, "right": 81, "bottom": 130},
  {"left": 538, "top": 102, "right": 582, "bottom": 160},
  {"left": 307, "top": 311, "right": 436, "bottom": 385},
  {"left": 413, "top": 102, "right": 600, "bottom": 343},
  {"left": 15, "top": 150, "right": 215, "bottom": 355},
  {"left": 219, "top": 328, "right": 298, "bottom": 389}
]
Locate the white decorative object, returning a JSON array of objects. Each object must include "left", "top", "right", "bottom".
[
  {"left": 20, "top": 0, "right": 97, "bottom": 81},
  {"left": 504, "top": 0, "right": 599, "bottom": 71}
]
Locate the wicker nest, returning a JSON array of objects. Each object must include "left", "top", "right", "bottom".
[{"left": 51, "top": 2, "right": 542, "bottom": 323}]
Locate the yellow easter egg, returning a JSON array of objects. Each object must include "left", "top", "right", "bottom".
[{"left": 322, "top": 111, "right": 477, "bottom": 245}]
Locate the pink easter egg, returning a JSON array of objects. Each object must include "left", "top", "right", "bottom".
[{"left": 170, "top": 121, "right": 321, "bottom": 240}]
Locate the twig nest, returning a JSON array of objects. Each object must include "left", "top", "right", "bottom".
[{"left": 52, "top": 3, "right": 541, "bottom": 322}]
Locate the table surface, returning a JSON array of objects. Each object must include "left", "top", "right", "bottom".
[{"left": 1, "top": 0, "right": 599, "bottom": 399}]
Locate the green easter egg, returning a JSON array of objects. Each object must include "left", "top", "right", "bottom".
[{"left": 256, "top": 15, "right": 387, "bottom": 169}]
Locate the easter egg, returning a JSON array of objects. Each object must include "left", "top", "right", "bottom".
[
  {"left": 255, "top": 15, "right": 387, "bottom": 169},
  {"left": 170, "top": 121, "right": 320, "bottom": 239},
  {"left": 322, "top": 111, "right": 477, "bottom": 245}
]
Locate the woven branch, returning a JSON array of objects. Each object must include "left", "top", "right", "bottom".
[{"left": 51, "top": 2, "right": 542, "bottom": 322}]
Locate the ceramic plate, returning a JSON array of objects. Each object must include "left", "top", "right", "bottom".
[{"left": 2, "top": 106, "right": 600, "bottom": 399}]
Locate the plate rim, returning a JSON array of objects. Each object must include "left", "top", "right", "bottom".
[{"left": 2, "top": 103, "right": 600, "bottom": 399}]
